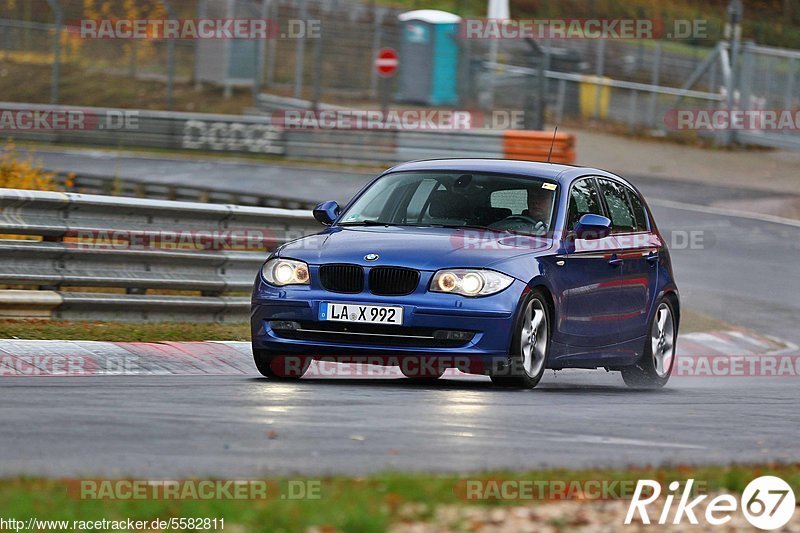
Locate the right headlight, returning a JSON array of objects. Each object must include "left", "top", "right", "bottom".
[
  {"left": 430, "top": 269, "right": 514, "bottom": 297},
  {"left": 261, "top": 258, "right": 310, "bottom": 286}
]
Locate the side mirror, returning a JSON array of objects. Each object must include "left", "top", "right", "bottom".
[
  {"left": 313, "top": 200, "right": 340, "bottom": 226},
  {"left": 574, "top": 214, "right": 612, "bottom": 240}
]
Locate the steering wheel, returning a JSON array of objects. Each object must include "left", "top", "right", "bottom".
[{"left": 490, "top": 215, "right": 547, "bottom": 234}]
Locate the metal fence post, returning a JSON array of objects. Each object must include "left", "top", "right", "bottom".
[
  {"left": 628, "top": 89, "right": 638, "bottom": 133},
  {"left": 647, "top": 42, "right": 661, "bottom": 128},
  {"left": 194, "top": 0, "right": 207, "bottom": 90},
  {"left": 554, "top": 78, "right": 566, "bottom": 126},
  {"left": 253, "top": 0, "right": 270, "bottom": 101},
  {"left": 724, "top": 0, "right": 743, "bottom": 145},
  {"left": 162, "top": 0, "right": 177, "bottom": 110},
  {"left": 593, "top": 39, "right": 606, "bottom": 119},
  {"left": 311, "top": 14, "right": 323, "bottom": 111},
  {"left": 785, "top": 57, "right": 796, "bottom": 110},
  {"left": 738, "top": 42, "right": 755, "bottom": 112},
  {"left": 45, "top": 0, "right": 62, "bottom": 105},
  {"left": 369, "top": 6, "right": 385, "bottom": 97},
  {"left": 293, "top": 0, "right": 307, "bottom": 99},
  {"left": 266, "top": 0, "right": 277, "bottom": 87}
]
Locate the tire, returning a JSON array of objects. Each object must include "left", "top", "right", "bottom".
[
  {"left": 621, "top": 298, "right": 677, "bottom": 389},
  {"left": 253, "top": 350, "right": 311, "bottom": 380},
  {"left": 490, "top": 289, "right": 551, "bottom": 389}
]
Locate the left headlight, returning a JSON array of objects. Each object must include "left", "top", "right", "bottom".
[
  {"left": 430, "top": 269, "right": 514, "bottom": 297},
  {"left": 261, "top": 258, "right": 310, "bottom": 286}
]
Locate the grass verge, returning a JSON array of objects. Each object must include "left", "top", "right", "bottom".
[
  {"left": 0, "top": 320, "right": 249, "bottom": 342},
  {"left": 0, "top": 465, "right": 797, "bottom": 532}
]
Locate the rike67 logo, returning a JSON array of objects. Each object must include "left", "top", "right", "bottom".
[{"left": 625, "top": 476, "right": 796, "bottom": 530}]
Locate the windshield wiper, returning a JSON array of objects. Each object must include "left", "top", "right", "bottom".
[
  {"left": 339, "top": 220, "right": 406, "bottom": 226},
  {"left": 339, "top": 221, "right": 517, "bottom": 234},
  {"left": 435, "top": 224, "right": 513, "bottom": 234}
]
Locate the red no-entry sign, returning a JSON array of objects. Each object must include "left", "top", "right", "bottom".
[{"left": 375, "top": 47, "right": 399, "bottom": 77}]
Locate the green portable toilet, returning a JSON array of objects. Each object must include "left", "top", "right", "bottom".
[{"left": 396, "top": 10, "right": 461, "bottom": 106}]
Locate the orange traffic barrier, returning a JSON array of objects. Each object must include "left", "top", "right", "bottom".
[{"left": 502, "top": 130, "right": 576, "bottom": 164}]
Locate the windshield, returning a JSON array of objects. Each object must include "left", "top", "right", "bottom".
[{"left": 338, "top": 171, "right": 558, "bottom": 236}]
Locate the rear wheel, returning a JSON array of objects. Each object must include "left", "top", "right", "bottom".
[
  {"left": 621, "top": 299, "right": 676, "bottom": 388},
  {"left": 490, "top": 290, "right": 550, "bottom": 389},
  {"left": 253, "top": 350, "right": 311, "bottom": 380}
]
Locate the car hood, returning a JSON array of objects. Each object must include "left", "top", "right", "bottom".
[{"left": 277, "top": 226, "right": 554, "bottom": 271}]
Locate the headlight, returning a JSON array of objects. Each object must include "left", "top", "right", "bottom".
[
  {"left": 261, "top": 258, "right": 310, "bottom": 286},
  {"left": 430, "top": 269, "right": 513, "bottom": 297}
]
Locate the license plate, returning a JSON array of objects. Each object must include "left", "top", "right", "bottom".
[{"left": 320, "top": 302, "right": 403, "bottom": 325}]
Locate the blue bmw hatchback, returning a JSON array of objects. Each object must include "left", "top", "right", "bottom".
[{"left": 251, "top": 159, "right": 679, "bottom": 388}]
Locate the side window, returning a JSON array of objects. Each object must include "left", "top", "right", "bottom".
[
  {"left": 568, "top": 178, "right": 603, "bottom": 230},
  {"left": 490, "top": 189, "right": 528, "bottom": 215},
  {"left": 405, "top": 178, "right": 438, "bottom": 222},
  {"left": 625, "top": 186, "right": 649, "bottom": 232},
  {"left": 597, "top": 179, "right": 636, "bottom": 233}
]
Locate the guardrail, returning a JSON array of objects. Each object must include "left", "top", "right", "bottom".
[
  {"left": 0, "top": 102, "right": 577, "bottom": 165},
  {"left": 53, "top": 172, "right": 318, "bottom": 210},
  {"left": 0, "top": 188, "right": 321, "bottom": 322}
]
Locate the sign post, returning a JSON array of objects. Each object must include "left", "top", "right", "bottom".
[{"left": 374, "top": 47, "right": 399, "bottom": 119}]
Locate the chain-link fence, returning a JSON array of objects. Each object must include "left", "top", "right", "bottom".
[
  {"left": 1, "top": 0, "right": 799, "bottom": 148},
  {"left": 0, "top": 0, "right": 405, "bottom": 106}
]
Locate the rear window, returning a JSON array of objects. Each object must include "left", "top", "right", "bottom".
[
  {"left": 490, "top": 189, "right": 528, "bottom": 215},
  {"left": 598, "top": 178, "right": 636, "bottom": 233},
  {"left": 625, "top": 187, "right": 649, "bottom": 232}
]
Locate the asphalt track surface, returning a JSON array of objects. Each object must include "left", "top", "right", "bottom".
[{"left": 2, "top": 149, "right": 799, "bottom": 477}]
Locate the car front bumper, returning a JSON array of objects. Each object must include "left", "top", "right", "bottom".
[{"left": 251, "top": 275, "right": 527, "bottom": 367}]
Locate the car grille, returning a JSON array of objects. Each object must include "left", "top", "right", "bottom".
[
  {"left": 318, "top": 264, "right": 364, "bottom": 293},
  {"left": 369, "top": 266, "right": 420, "bottom": 296}
]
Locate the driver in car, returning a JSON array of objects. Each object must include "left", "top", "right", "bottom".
[
  {"left": 523, "top": 187, "right": 554, "bottom": 226},
  {"left": 490, "top": 186, "right": 554, "bottom": 235}
]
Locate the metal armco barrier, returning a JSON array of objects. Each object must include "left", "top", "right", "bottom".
[
  {"left": 0, "top": 188, "right": 321, "bottom": 322},
  {"left": 53, "top": 173, "right": 317, "bottom": 210},
  {"left": 0, "top": 102, "right": 577, "bottom": 164}
]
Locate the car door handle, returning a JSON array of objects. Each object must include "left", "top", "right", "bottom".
[
  {"left": 608, "top": 255, "right": 624, "bottom": 267},
  {"left": 646, "top": 252, "right": 659, "bottom": 265}
]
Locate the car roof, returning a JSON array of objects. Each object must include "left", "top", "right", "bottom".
[{"left": 384, "top": 158, "right": 621, "bottom": 186}]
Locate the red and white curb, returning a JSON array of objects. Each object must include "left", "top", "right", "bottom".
[{"left": 0, "top": 331, "right": 794, "bottom": 377}]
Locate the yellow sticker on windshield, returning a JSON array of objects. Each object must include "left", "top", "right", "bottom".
[{"left": 541, "top": 183, "right": 557, "bottom": 190}]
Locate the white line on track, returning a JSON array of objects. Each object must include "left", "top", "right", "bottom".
[{"left": 649, "top": 198, "right": 800, "bottom": 228}]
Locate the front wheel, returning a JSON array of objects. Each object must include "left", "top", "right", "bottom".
[
  {"left": 253, "top": 350, "right": 311, "bottom": 380},
  {"left": 621, "top": 298, "right": 677, "bottom": 388},
  {"left": 490, "top": 290, "right": 550, "bottom": 389}
]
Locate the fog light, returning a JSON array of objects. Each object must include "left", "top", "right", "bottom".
[
  {"left": 433, "top": 330, "right": 474, "bottom": 341},
  {"left": 269, "top": 320, "right": 300, "bottom": 331}
]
